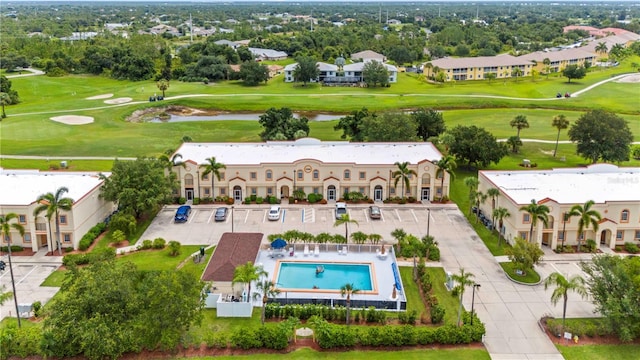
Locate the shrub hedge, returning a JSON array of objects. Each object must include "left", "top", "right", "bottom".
[
  {"left": 311, "top": 314, "right": 485, "bottom": 349},
  {"left": 62, "top": 247, "right": 116, "bottom": 267}
]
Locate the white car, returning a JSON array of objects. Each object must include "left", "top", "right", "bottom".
[{"left": 268, "top": 206, "right": 281, "bottom": 221}]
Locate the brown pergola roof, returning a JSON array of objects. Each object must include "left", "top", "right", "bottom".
[{"left": 201, "top": 232, "right": 263, "bottom": 282}]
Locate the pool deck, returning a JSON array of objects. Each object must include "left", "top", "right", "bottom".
[{"left": 254, "top": 243, "right": 406, "bottom": 309}]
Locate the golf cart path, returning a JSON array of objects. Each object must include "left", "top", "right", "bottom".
[{"left": 7, "top": 73, "right": 636, "bottom": 118}]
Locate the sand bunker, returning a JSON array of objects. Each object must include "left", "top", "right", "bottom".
[
  {"left": 104, "top": 97, "right": 132, "bottom": 104},
  {"left": 615, "top": 74, "right": 640, "bottom": 83},
  {"left": 86, "top": 93, "right": 113, "bottom": 100},
  {"left": 50, "top": 115, "right": 94, "bottom": 125}
]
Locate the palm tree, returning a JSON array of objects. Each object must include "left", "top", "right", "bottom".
[
  {"left": 232, "top": 261, "right": 267, "bottom": 303},
  {"left": 543, "top": 58, "right": 551, "bottom": 79},
  {"left": 254, "top": 279, "right": 280, "bottom": 325},
  {"left": 334, "top": 214, "right": 359, "bottom": 241},
  {"left": 486, "top": 188, "right": 500, "bottom": 226},
  {"left": 551, "top": 115, "right": 570, "bottom": 157},
  {"left": 567, "top": 200, "right": 601, "bottom": 252},
  {"left": 156, "top": 79, "right": 169, "bottom": 98},
  {"left": 544, "top": 272, "right": 588, "bottom": 335},
  {"left": 0, "top": 213, "right": 25, "bottom": 327},
  {"left": 595, "top": 42, "right": 608, "bottom": 56},
  {"left": 159, "top": 150, "right": 185, "bottom": 189},
  {"left": 33, "top": 187, "right": 73, "bottom": 255},
  {"left": 391, "top": 228, "right": 407, "bottom": 255},
  {"left": 434, "top": 155, "right": 457, "bottom": 201},
  {"left": 463, "top": 177, "right": 479, "bottom": 215},
  {"left": 493, "top": 207, "right": 511, "bottom": 246},
  {"left": 473, "top": 191, "right": 488, "bottom": 224},
  {"left": 350, "top": 231, "right": 368, "bottom": 245},
  {"left": 519, "top": 199, "right": 550, "bottom": 243},
  {"left": 511, "top": 67, "right": 523, "bottom": 82},
  {"left": 510, "top": 115, "right": 529, "bottom": 138},
  {"left": 392, "top": 161, "right": 417, "bottom": 200},
  {"left": 506, "top": 136, "right": 523, "bottom": 154},
  {"left": 368, "top": 233, "right": 382, "bottom": 245},
  {"left": 340, "top": 283, "right": 360, "bottom": 325},
  {"left": 452, "top": 268, "right": 475, "bottom": 327},
  {"left": 200, "top": 157, "right": 226, "bottom": 201}
]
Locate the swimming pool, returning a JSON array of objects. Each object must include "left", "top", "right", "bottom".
[{"left": 275, "top": 261, "right": 374, "bottom": 291}]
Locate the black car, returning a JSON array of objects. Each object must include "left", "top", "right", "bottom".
[{"left": 214, "top": 207, "right": 229, "bottom": 222}]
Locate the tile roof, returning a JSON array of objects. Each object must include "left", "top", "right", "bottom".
[
  {"left": 201, "top": 233, "right": 263, "bottom": 282},
  {"left": 518, "top": 47, "right": 596, "bottom": 62}
]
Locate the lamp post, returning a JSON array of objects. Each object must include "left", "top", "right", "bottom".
[
  {"left": 471, "top": 283, "right": 481, "bottom": 325},
  {"left": 231, "top": 206, "right": 234, "bottom": 233},
  {"left": 427, "top": 208, "right": 431, "bottom": 237}
]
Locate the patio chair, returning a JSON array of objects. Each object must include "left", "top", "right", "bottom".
[
  {"left": 303, "top": 244, "right": 310, "bottom": 256},
  {"left": 289, "top": 247, "right": 295, "bottom": 257},
  {"left": 314, "top": 244, "right": 320, "bottom": 257},
  {"left": 341, "top": 246, "right": 348, "bottom": 255}
]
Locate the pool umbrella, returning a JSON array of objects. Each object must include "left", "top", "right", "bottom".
[{"left": 271, "top": 238, "right": 287, "bottom": 249}]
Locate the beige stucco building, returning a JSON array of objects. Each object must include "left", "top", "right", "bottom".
[
  {"left": 478, "top": 164, "right": 640, "bottom": 250},
  {"left": 172, "top": 138, "right": 448, "bottom": 203},
  {"left": 0, "top": 169, "right": 114, "bottom": 251}
]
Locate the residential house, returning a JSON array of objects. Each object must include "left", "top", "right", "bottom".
[
  {"left": 249, "top": 47, "right": 288, "bottom": 61},
  {"left": 351, "top": 50, "right": 386, "bottom": 62}
]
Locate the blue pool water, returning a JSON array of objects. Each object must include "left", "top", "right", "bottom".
[{"left": 276, "top": 262, "right": 373, "bottom": 291}]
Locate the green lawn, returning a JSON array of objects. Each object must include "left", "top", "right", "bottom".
[
  {"left": 40, "top": 244, "right": 211, "bottom": 287},
  {"left": 558, "top": 344, "right": 640, "bottom": 360},
  {"left": 116, "top": 245, "right": 206, "bottom": 272},
  {"left": 40, "top": 269, "right": 67, "bottom": 287},
  {"left": 425, "top": 267, "right": 459, "bottom": 325},
  {"left": 449, "top": 169, "right": 507, "bottom": 256},
  {"left": 187, "top": 308, "right": 263, "bottom": 345},
  {"left": 399, "top": 266, "right": 427, "bottom": 316},
  {"left": 1, "top": 59, "right": 638, "bottom": 159},
  {"left": 499, "top": 262, "right": 541, "bottom": 284},
  {"left": 189, "top": 348, "right": 491, "bottom": 360}
]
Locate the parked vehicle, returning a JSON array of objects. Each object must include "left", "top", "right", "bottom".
[
  {"left": 369, "top": 205, "right": 381, "bottom": 219},
  {"left": 335, "top": 202, "right": 347, "bottom": 219},
  {"left": 214, "top": 207, "right": 229, "bottom": 221},
  {"left": 268, "top": 206, "right": 281, "bottom": 221},
  {"left": 174, "top": 205, "right": 191, "bottom": 223}
]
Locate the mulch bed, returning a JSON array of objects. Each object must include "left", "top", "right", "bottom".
[
  {"left": 541, "top": 318, "right": 640, "bottom": 347},
  {"left": 1, "top": 249, "right": 36, "bottom": 257}
]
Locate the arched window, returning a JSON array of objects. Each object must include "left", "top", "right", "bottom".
[
  {"left": 621, "top": 209, "right": 630, "bottom": 223},
  {"left": 344, "top": 170, "right": 351, "bottom": 180}
]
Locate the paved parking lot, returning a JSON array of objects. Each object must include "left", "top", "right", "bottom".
[
  {"left": 0, "top": 256, "right": 60, "bottom": 320},
  {"left": 139, "top": 203, "right": 461, "bottom": 246}
]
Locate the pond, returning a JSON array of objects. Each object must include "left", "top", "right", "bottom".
[{"left": 148, "top": 112, "right": 345, "bottom": 123}]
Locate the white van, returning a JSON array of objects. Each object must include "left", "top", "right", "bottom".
[{"left": 335, "top": 202, "right": 347, "bottom": 219}]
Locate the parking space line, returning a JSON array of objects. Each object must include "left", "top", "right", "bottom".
[
  {"left": 380, "top": 209, "right": 385, "bottom": 222},
  {"left": 17, "top": 265, "right": 38, "bottom": 285},
  {"left": 395, "top": 209, "right": 402, "bottom": 222},
  {"left": 188, "top": 210, "right": 197, "bottom": 224},
  {"left": 363, "top": 209, "right": 369, "bottom": 223},
  {"left": 244, "top": 210, "right": 250, "bottom": 223},
  {"left": 411, "top": 209, "right": 419, "bottom": 223},
  {"left": 207, "top": 209, "right": 215, "bottom": 223},
  {"left": 282, "top": 209, "right": 287, "bottom": 223}
]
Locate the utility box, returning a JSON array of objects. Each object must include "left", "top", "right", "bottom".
[
  {"left": 60, "top": 161, "right": 68, "bottom": 168},
  {"left": 445, "top": 271, "right": 454, "bottom": 291}
]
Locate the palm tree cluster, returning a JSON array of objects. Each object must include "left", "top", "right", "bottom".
[
  {"left": 267, "top": 230, "right": 383, "bottom": 245},
  {"left": 393, "top": 161, "right": 417, "bottom": 200},
  {"left": 434, "top": 155, "right": 456, "bottom": 202}
]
